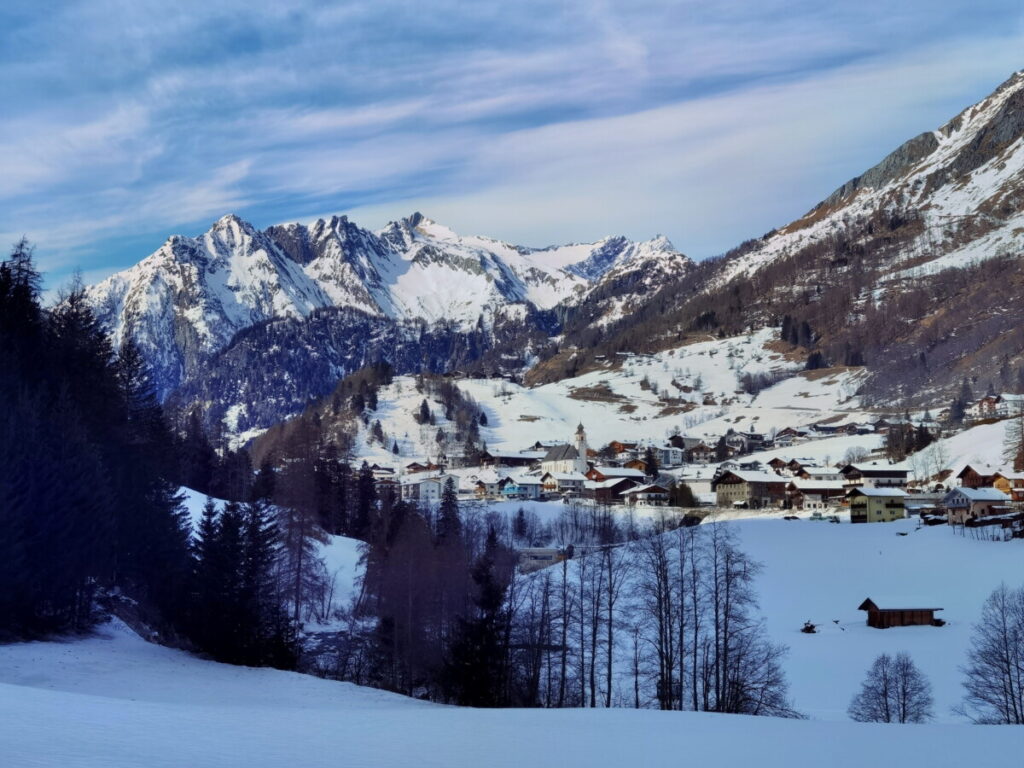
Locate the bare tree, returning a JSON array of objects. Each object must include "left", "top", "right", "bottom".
[
  {"left": 960, "top": 583, "right": 1024, "bottom": 724},
  {"left": 849, "top": 652, "right": 934, "bottom": 723}
]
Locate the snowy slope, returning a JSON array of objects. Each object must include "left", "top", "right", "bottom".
[
  {"left": 715, "top": 70, "right": 1024, "bottom": 288},
  {"left": 2, "top": 619, "right": 1022, "bottom": 768},
  {"left": 345, "top": 330, "right": 875, "bottom": 466}
]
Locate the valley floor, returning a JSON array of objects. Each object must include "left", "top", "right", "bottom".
[{"left": 2, "top": 620, "right": 1023, "bottom": 768}]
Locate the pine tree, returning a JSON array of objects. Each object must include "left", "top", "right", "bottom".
[{"left": 436, "top": 478, "right": 462, "bottom": 543}]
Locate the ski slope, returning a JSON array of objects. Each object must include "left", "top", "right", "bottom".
[{"left": 2, "top": 618, "right": 1022, "bottom": 768}]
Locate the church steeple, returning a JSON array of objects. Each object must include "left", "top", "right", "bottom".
[{"left": 573, "top": 423, "right": 589, "bottom": 474}]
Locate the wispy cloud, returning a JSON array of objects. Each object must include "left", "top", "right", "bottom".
[{"left": 0, "top": 0, "right": 1021, "bottom": 287}]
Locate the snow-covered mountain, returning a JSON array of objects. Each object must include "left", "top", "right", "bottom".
[
  {"left": 715, "top": 69, "right": 1024, "bottom": 287},
  {"left": 86, "top": 212, "right": 690, "bottom": 396}
]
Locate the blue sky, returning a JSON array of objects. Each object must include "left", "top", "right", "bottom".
[{"left": 1, "top": 1, "right": 1022, "bottom": 290}]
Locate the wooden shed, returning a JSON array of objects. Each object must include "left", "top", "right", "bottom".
[{"left": 858, "top": 598, "right": 943, "bottom": 629}]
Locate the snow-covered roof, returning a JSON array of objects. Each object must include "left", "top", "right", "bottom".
[
  {"left": 719, "top": 469, "right": 786, "bottom": 484},
  {"left": 946, "top": 487, "right": 1009, "bottom": 502},
  {"left": 622, "top": 484, "right": 670, "bottom": 495},
  {"left": 788, "top": 479, "right": 845, "bottom": 491},
  {"left": 592, "top": 466, "right": 645, "bottom": 478},
  {"left": 847, "top": 487, "right": 908, "bottom": 498}
]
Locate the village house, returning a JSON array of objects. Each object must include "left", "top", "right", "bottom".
[
  {"left": 369, "top": 464, "right": 396, "bottom": 481},
  {"left": 858, "top": 598, "right": 943, "bottom": 629},
  {"left": 956, "top": 464, "right": 1001, "bottom": 489},
  {"left": 472, "top": 469, "right": 505, "bottom": 499},
  {"left": 512, "top": 475, "right": 544, "bottom": 500},
  {"left": 622, "top": 483, "right": 670, "bottom": 507},
  {"left": 786, "top": 479, "right": 845, "bottom": 510},
  {"left": 479, "top": 450, "right": 545, "bottom": 469},
  {"left": 583, "top": 477, "right": 638, "bottom": 505},
  {"left": 712, "top": 469, "right": 788, "bottom": 509},
  {"left": 606, "top": 440, "right": 639, "bottom": 459},
  {"left": 676, "top": 466, "right": 716, "bottom": 497},
  {"left": 586, "top": 465, "right": 646, "bottom": 483},
  {"left": 655, "top": 444, "right": 685, "bottom": 468},
  {"left": 685, "top": 441, "right": 717, "bottom": 463},
  {"left": 992, "top": 470, "right": 1024, "bottom": 502},
  {"left": 404, "top": 460, "right": 442, "bottom": 475},
  {"left": 400, "top": 472, "right": 459, "bottom": 503},
  {"left": 846, "top": 487, "right": 907, "bottom": 523},
  {"left": 942, "top": 487, "right": 1012, "bottom": 525},
  {"left": 540, "top": 471, "right": 587, "bottom": 496},
  {"left": 624, "top": 458, "right": 650, "bottom": 474},
  {"left": 839, "top": 462, "right": 909, "bottom": 490},
  {"left": 972, "top": 393, "right": 1024, "bottom": 420}
]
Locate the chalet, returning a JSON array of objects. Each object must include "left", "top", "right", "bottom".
[
  {"left": 540, "top": 471, "right": 587, "bottom": 496},
  {"left": 624, "top": 458, "right": 649, "bottom": 474},
  {"left": 795, "top": 465, "right": 844, "bottom": 482},
  {"left": 584, "top": 477, "right": 638, "bottom": 505},
  {"left": 724, "top": 430, "right": 749, "bottom": 455},
  {"left": 858, "top": 598, "right": 943, "bottom": 629},
  {"left": 622, "top": 483, "right": 670, "bottom": 507},
  {"left": 404, "top": 461, "right": 442, "bottom": 475},
  {"left": 607, "top": 440, "right": 639, "bottom": 457},
  {"left": 480, "top": 450, "right": 545, "bottom": 469},
  {"left": 846, "top": 487, "right": 906, "bottom": 523},
  {"left": 942, "top": 487, "right": 1012, "bottom": 525},
  {"left": 586, "top": 466, "right": 646, "bottom": 482},
  {"left": 972, "top": 393, "right": 1024, "bottom": 419},
  {"left": 774, "top": 426, "right": 810, "bottom": 446},
  {"left": 369, "top": 464, "right": 396, "bottom": 481},
  {"left": 685, "top": 441, "right": 716, "bottom": 464},
  {"left": 401, "top": 473, "right": 459, "bottom": 502},
  {"left": 767, "top": 457, "right": 790, "bottom": 473},
  {"left": 992, "top": 470, "right": 1024, "bottom": 502},
  {"left": 740, "top": 430, "right": 770, "bottom": 452},
  {"left": 712, "top": 470, "right": 787, "bottom": 509},
  {"left": 956, "top": 464, "right": 1001, "bottom": 489},
  {"left": 786, "top": 479, "right": 845, "bottom": 510},
  {"left": 839, "top": 462, "right": 909, "bottom": 490}
]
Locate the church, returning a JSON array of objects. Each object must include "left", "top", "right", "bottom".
[{"left": 539, "top": 423, "right": 590, "bottom": 475}]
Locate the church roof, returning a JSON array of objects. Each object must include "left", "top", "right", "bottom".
[{"left": 543, "top": 444, "right": 578, "bottom": 462}]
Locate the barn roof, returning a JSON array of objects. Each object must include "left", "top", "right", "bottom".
[{"left": 859, "top": 597, "right": 943, "bottom": 612}]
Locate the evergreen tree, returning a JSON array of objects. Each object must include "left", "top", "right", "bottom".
[{"left": 436, "top": 478, "right": 462, "bottom": 543}]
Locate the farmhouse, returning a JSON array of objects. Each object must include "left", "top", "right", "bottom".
[
  {"left": 786, "top": 479, "right": 845, "bottom": 510},
  {"left": 956, "top": 464, "right": 1001, "bottom": 489},
  {"left": 992, "top": 470, "right": 1024, "bottom": 502},
  {"left": 712, "top": 470, "right": 787, "bottom": 509},
  {"left": 540, "top": 471, "right": 587, "bottom": 496},
  {"left": 839, "top": 462, "right": 909, "bottom": 490},
  {"left": 858, "top": 598, "right": 943, "bottom": 629},
  {"left": 622, "top": 484, "right": 670, "bottom": 507},
  {"left": 846, "top": 487, "right": 907, "bottom": 523},
  {"left": 942, "top": 487, "right": 1012, "bottom": 525},
  {"left": 586, "top": 466, "right": 646, "bottom": 482},
  {"left": 583, "top": 477, "right": 638, "bottom": 505}
]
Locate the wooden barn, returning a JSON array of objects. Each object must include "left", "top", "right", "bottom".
[{"left": 858, "top": 598, "right": 943, "bottom": 629}]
